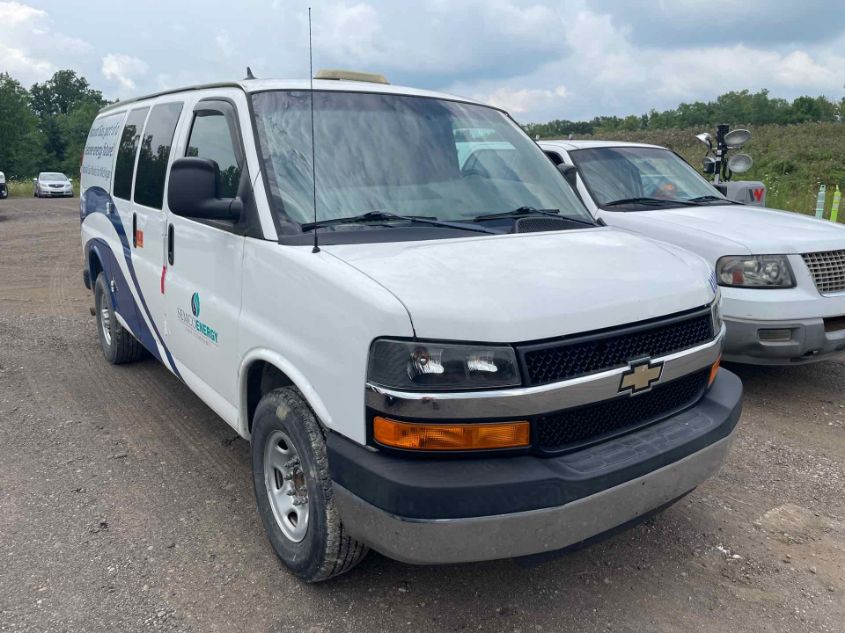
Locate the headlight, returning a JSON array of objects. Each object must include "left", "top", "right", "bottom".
[
  {"left": 368, "top": 339, "right": 521, "bottom": 391},
  {"left": 716, "top": 255, "right": 795, "bottom": 288}
]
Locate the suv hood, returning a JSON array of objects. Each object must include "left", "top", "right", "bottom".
[
  {"left": 631, "top": 204, "right": 845, "bottom": 254},
  {"left": 325, "top": 229, "right": 715, "bottom": 342}
]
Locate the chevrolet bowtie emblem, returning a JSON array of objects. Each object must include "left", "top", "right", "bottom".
[{"left": 619, "top": 359, "right": 663, "bottom": 394}]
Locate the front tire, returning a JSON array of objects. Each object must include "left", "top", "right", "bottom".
[
  {"left": 94, "top": 273, "right": 146, "bottom": 364},
  {"left": 251, "top": 387, "right": 368, "bottom": 582}
]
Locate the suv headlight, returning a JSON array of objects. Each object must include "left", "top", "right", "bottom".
[
  {"left": 368, "top": 339, "right": 521, "bottom": 391},
  {"left": 716, "top": 255, "right": 795, "bottom": 288}
]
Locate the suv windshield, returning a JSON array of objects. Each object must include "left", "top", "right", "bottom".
[
  {"left": 251, "top": 91, "right": 590, "bottom": 232},
  {"left": 569, "top": 146, "right": 726, "bottom": 209}
]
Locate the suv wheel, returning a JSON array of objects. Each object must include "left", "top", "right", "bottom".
[
  {"left": 251, "top": 387, "right": 368, "bottom": 582},
  {"left": 93, "top": 273, "right": 146, "bottom": 364}
]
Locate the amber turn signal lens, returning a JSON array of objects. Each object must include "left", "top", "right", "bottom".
[
  {"left": 373, "top": 417, "right": 530, "bottom": 451},
  {"left": 708, "top": 356, "right": 721, "bottom": 386}
]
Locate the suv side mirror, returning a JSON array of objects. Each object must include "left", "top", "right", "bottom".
[
  {"left": 557, "top": 163, "right": 578, "bottom": 189},
  {"left": 168, "top": 157, "right": 242, "bottom": 221}
]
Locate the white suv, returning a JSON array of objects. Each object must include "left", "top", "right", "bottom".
[
  {"left": 541, "top": 140, "right": 845, "bottom": 365},
  {"left": 79, "top": 74, "right": 741, "bottom": 581}
]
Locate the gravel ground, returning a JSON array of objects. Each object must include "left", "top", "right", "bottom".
[{"left": 1, "top": 198, "right": 843, "bottom": 633}]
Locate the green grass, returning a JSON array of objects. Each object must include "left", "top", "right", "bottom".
[
  {"left": 6, "top": 179, "right": 34, "bottom": 198},
  {"left": 553, "top": 122, "right": 845, "bottom": 219}
]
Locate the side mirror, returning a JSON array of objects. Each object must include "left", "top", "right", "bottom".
[
  {"left": 32, "top": 178, "right": 37, "bottom": 183},
  {"left": 167, "top": 158, "right": 242, "bottom": 221},
  {"left": 557, "top": 163, "right": 578, "bottom": 189}
]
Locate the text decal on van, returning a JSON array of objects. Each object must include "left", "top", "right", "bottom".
[{"left": 177, "top": 293, "right": 219, "bottom": 345}]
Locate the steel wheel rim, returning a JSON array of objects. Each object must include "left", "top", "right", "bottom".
[
  {"left": 100, "top": 303, "right": 112, "bottom": 345},
  {"left": 264, "top": 429, "right": 309, "bottom": 543}
]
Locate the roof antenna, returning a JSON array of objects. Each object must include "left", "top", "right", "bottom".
[
  {"left": 308, "top": 7, "right": 320, "bottom": 253},
  {"left": 244, "top": 66, "right": 256, "bottom": 80}
]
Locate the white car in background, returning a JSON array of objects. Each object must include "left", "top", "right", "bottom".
[
  {"left": 33, "top": 171, "right": 74, "bottom": 198},
  {"left": 0, "top": 171, "right": 7, "bottom": 199},
  {"left": 540, "top": 140, "right": 845, "bottom": 365}
]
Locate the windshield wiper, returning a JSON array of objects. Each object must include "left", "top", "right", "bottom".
[
  {"left": 472, "top": 206, "right": 598, "bottom": 227},
  {"left": 604, "top": 197, "right": 699, "bottom": 208},
  {"left": 472, "top": 206, "right": 560, "bottom": 221},
  {"left": 300, "top": 210, "right": 497, "bottom": 234},
  {"left": 688, "top": 195, "right": 742, "bottom": 205}
]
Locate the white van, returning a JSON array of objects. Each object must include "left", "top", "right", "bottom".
[
  {"left": 540, "top": 140, "right": 845, "bottom": 365},
  {"left": 79, "top": 74, "right": 741, "bottom": 581}
]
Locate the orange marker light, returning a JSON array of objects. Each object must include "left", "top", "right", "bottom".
[
  {"left": 708, "top": 356, "right": 721, "bottom": 386},
  {"left": 373, "top": 417, "right": 530, "bottom": 451}
]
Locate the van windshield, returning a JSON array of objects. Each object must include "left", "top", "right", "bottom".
[{"left": 251, "top": 90, "right": 590, "bottom": 232}]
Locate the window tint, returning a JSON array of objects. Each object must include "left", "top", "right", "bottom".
[
  {"left": 134, "top": 102, "right": 183, "bottom": 209},
  {"left": 113, "top": 107, "right": 149, "bottom": 200},
  {"left": 186, "top": 113, "right": 241, "bottom": 198}
]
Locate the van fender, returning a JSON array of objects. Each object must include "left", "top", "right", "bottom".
[{"left": 238, "top": 348, "right": 334, "bottom": 439}]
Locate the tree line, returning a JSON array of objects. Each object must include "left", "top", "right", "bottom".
[
  {"left": 524, "top": 89, "right": 845, "bottom": 138},
  {"left": 0, "top": 70, "right": 106, "bottom": 179}
]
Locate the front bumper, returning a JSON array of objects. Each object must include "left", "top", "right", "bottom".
[
  {"left": 330, "top": 369, "right": 742, "bottom": 565},
  {"left": 723, "top": 315, "right": 845, "bottom": 364}
]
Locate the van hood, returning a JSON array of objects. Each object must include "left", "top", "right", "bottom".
[
  {"left": 632, "top": 204, "right": 845, "bottom": 254},
  {"left": 325, "top": 228, "right": 715, "bottom": 342}
]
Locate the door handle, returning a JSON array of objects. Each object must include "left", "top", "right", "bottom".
[
  {"left": 132, "top": 213, "right": 137, "bottom": 247},
  {"left": 167, "top": 224, "right": 174, "bottom": 265}
]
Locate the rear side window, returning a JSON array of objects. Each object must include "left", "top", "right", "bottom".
[
  {"left": 186, "top": 113, "right": 241, "bottom": 198},
  {"left": 113, "top": 107, "right": 149, "bottom": 200},
  {"left": 134, "top": 102, "right": 183, "bottom": 209}
]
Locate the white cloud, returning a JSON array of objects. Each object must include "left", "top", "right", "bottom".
[
  {"left": 483, "top": 85, "right": 567, "bottom": 113},
  {"left": 101, "top": 54, "right": 149, "bottom": 92},
  {"left": 215, "top": 30, "right": 238, "bottom": 60},
  {"left": 450, "top": 4, "right": 845, "bottom": 122},
  {"left": 0, "top": 1, "right": 91, "bottom": 85}
]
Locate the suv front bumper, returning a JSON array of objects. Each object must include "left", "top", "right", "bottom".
[
  {"left": 329, "top": 369, "right": 742, "bottom": 565},
  {"left": 724, "top": 315, "right": 845, "bottom": 364}
]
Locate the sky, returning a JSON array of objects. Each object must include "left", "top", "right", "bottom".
[{"left": 2, "top": 0, "right": 844, "bottom": 123}]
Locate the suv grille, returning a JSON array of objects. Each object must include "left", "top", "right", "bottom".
[
  {"left": 802, "top": 250, "right": 845, "bottom": 295},
  {"left": 535, "top": 369, "right": 709, "bottom": 452},
  {"left": 518, "top": 310, "right": 713, "bottom": 386}
]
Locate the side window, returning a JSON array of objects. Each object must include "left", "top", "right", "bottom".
[
  {"left": 134, "top": 102, "right": 183, "bottom": 209},
  {"left": 186, "top": 112, "right": 241, "bottom": 198},
  {"left": 113, "top": 107, "right": 149, "bottom": 200}
]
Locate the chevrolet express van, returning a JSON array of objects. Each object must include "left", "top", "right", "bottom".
[{"left": 79, "top": 73, "right": 742, "bottom": 581}]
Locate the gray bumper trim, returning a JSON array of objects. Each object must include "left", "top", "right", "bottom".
[
  {"left": 333, "top": 434, "right": 734, "bottom": 565},
  {"left": 724, "top": 315, "right": 845, "bottom": 365}
]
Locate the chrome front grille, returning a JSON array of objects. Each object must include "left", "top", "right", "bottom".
[{"left": 802, "top": 250, "right": 845, "bottom": 295}]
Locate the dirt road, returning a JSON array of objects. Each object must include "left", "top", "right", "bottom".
[{"left": 1, "top": 198, "right": 843, "bottom": 632}]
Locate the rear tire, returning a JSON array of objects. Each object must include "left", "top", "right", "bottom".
[
  {"left": 251, "top": 387, "right": 368, "bottom": 582},
  {"left": 94, "top": 273, "right": 146, "bottom": 364}
]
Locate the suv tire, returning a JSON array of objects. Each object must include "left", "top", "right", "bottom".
[
  {"left": 94, "top": 273, "right": 146, "bottom": 364},
  {"left": 251, "top": 387, "right": 368, "bottom": 582}
]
